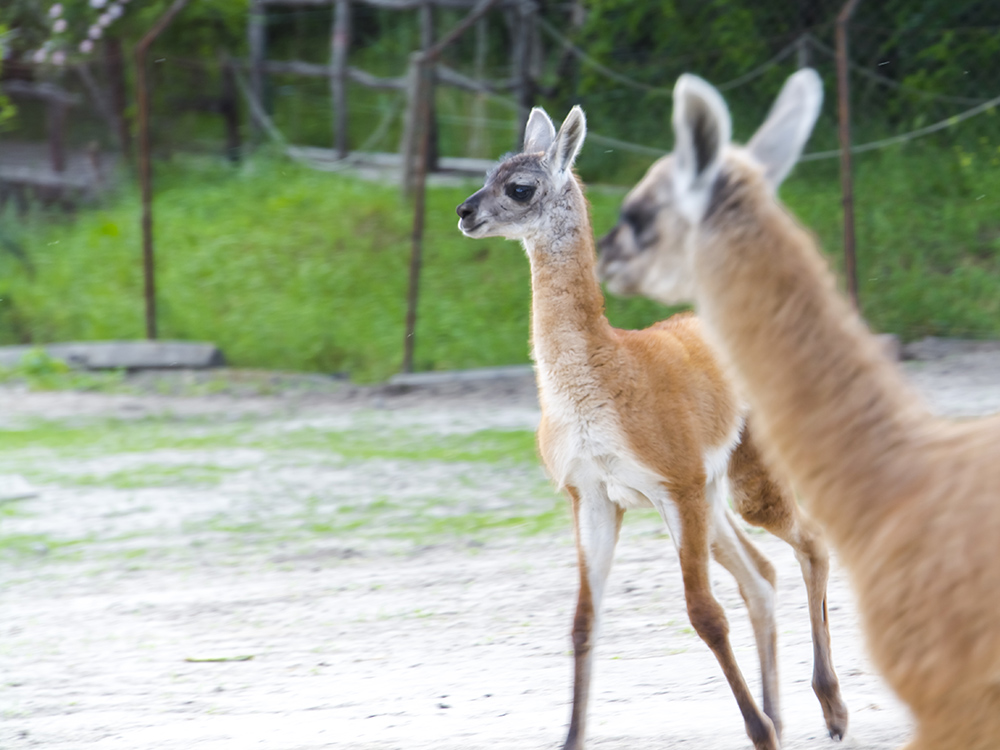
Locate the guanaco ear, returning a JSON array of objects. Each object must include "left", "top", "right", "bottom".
[
  {"left": 544, "top": 105, "right": 587, "bottom": 185},
  {"left": 747, "top": 68, "right": 823, "bottom": 189},
  {"left": 671, "top": 74, "right": 731, "bottom": 223},
  {"left": 523, "top": 107, "right": 556, "bottom": 154}
]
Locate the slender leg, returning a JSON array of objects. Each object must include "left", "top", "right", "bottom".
[
  {"left": 729, "top": 421, "right": 849, "bottom": 739},
  {"left": 671, "top": 484, "right": 779, "bottom": 750},
  {"left": 562, "top": 483, "right": 624, "bottom": 750},
  {"left": 708, "top": 482, "right": 782, "bottom": 740}
]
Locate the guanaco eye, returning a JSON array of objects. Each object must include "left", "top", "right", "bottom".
[{"left": 505, "top": 183, "right": 535, "bottom": 203}]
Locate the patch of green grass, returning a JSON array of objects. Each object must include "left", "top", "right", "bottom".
[
  {"left": 0, "top": 157, "right": 674, "bottom": 384},
  {"left": 0, "top": 418, "right": 540, "bottom": 468},
  {"left": 267, "top": 427, "right": 539, "bottom": 463},
  {"left": 407, "top": 502, "right": 569, "bottom": 538},
  {"left": 0, "top": 348, "right": 126, "bottom": 392},
  {"left": 0, "top": 533, "right": 89, "bottom": 560},
  {"left": 0, "top": 419, "right": 246, "bottom": 456},
  {"left": 54, "top": 463, "right": 232, "bottom": 489}
]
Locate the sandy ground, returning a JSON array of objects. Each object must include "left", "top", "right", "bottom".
[{"left": 2, "top": 350, "right": 999, "bottom": 750}]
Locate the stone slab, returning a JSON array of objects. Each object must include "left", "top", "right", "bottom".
[
  {"left": 388, "top": 364, "right": 534, "bottom": 387},
  {"left": 0, "top": 341, "right": 225, "bottom": 371}
]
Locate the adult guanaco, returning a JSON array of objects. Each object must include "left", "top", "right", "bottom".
[
  {"left": 456, "top": 104, "right": 847, "bottom": 750},
  {"left": 599, "top": 68, "right": 1000, "bottom": 750}
]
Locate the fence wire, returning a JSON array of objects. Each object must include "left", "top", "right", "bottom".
[{"left": 3, "top": 1, "right": 1000, "bottom": 342}]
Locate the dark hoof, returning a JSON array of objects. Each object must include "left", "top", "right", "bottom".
[
  {"left": 820, "top": 694, "right": 849, "bottom": 741},
  {"left": 746, "top": 713, "right": 780, "bottom": 750}
]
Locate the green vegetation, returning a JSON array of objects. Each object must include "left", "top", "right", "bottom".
[
  {"left": 2, "top": 135, "right": 1000, "bottom": 384},
  {"left": 0, "top": 156, "right": 673, "bottom": 383},
  {"left": 0, "top": 415, "right": 538, "bottom": 464}
]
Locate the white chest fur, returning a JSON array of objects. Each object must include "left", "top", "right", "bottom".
[{"left": 536, "top": 351, "right": 743, "bottom": 521}]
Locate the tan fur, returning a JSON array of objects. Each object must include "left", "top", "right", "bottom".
[
  {"left": 457, "top": 106, "right": 847, "bottom": 750},
  {"left": 603, "top": 73, "right": 1000, "bottom": 750}
]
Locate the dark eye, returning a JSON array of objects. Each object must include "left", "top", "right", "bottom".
[
  {"left": 623, "top": 206, "right": 653, "bottom": 236},
  {"left": 505, "top": 183, "right": 535, "bottom": 203}
]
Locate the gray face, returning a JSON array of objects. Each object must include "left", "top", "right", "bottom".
[
  {"left": 596, "top": 155, "right": 698, "bottom": 306},
  {"left": 456, "top": 154, "right": 553, "bottom": 242}
]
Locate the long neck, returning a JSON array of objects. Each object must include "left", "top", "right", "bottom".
[
  {"left": 523, "top": 189, "right": 612, "bottom": 373},
  {"left": 693, "top": 190, "right": 932, "bottom": 550}
]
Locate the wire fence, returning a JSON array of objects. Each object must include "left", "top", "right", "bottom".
[
  {"left": 3, "top": 0, "right": 1000, "bottom": 343},
  {"left": 6, "top": 3, "right": 998, "bottom": 174}
]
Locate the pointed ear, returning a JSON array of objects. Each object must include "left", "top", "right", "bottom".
[
  {"left": 671, "top": 74, "right": 731, "bottom": 222},
  {"left": 747, "top": 68, "right": 823, "bottom": 188},
  {"left": 523, "top": 107, "right": 556, "bottom": 154},
  {"left": 544, "top": 105, "right": 587, "bottom": 180}
]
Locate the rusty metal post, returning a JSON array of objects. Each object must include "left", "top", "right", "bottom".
[
  {"left": 135, "top": 0, "right": 190, "bottom": 341},
  {"left": 402, "top": 53, "right": 430, "bottom": 374},
  {"left": 401, "top": 0, "right": 498, "bottom": 373},
  {"left": 836, "top": 0, "right": 862, "bottom": 309}
]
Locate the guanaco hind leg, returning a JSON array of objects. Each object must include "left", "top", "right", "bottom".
[{"left": 729, "top": 421, "right": 849, "bottom": 739}]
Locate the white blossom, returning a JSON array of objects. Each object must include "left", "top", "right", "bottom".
[
  {"left": 52, "top": 50, "right": 66, "bottom": 66},
  {"left": 32, "top": 49, "right": 47, "bottom": 64},
  {"left": 48, "top": 4, "right": 63, "bottom": 18},
  {"left": 98, "top": 13, "right": 111, "bottom": 26},
  {"left": 88, "top": 25, "right": 103, "bottom": 40},
  {"left": 53, "top": 18, "right": 67, "bottom": 33},
  {"left": 89, "top": 0, "right": 107, "bottom": 8},
  {"left": 108, "top": 4, "right": 123, "bottom": 19},
  {"left": 79, "top": 39, "right": 94, "bottom": 53}
]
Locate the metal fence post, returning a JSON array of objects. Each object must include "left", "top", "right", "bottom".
[
  {"left": 135, "top": 0, "right": 190, "bottom": 341},
  {"left": 836, "top": 0, "right": 862, "bottom": 309}
]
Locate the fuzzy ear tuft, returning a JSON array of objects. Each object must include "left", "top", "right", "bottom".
[
  {"left": 671, "top": 74, "right": 731, "bottom": 222},
  {"left": 747, "top": 68, "right": 823, "bottom": 189},
  {"left": 523, "top": 108, "right": 557, "bottom": 154},
  {"left": 545, "top": 105, "right": 587, "bottom": 178}
]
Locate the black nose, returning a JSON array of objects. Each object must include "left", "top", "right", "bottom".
[{"left": 456, "top": 191, "right": 482, "bottom": 220}]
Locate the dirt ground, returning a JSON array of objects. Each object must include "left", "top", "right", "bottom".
[{"left": 2, "top": 349, "right": 999, "bottom": 750}]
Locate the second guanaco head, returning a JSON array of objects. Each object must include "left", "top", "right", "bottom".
[{"left": 596, "top": 69, "right": 824, "bottom": 304}]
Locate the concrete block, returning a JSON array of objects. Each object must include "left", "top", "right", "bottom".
[{"left": 0, "top": 341, "right": 225, "bottom": 370}]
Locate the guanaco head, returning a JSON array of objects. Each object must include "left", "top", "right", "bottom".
[
  {"left": 456, "top": 106, "right": 587, "bottom": 245},
  {"left": 597, "top": 69, "right": 823, "bottom": 304}
]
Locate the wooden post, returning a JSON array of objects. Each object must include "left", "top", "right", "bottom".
[
  {"left": 401, "top": 57, "right": 421, "bottom": 195},
  {"left": 401, "top": 2, "right": 436, "bottom": 194},
  {"left": 331, "top": 0, "right": 351, "bottom": 158},
  {"left": 46, "top": 100, "right": 67, "bottom": 173},
  {"left": 103, "top": 37, "right": 132, "bottom": 162},
  {"left": 402, "top": 0, "right": 499, "bottom": 372},
  {"left": 248, "top": 0, "right": 267, "bottom": 142},
  {"left": 836, "top": 0, "right": 862, "bottom": 309},
  {"left": 420, "top": 2, "right": 438, "bottom": 172},
  {"left": 510, "top": 1, "right": 535, "bottom": 148},
  {"left": 468, "top": 16, "right": 488, "bottom": 158},
  {"left": 220, "top": 55, "right": 241, "bottom": 163},
  {"left": 797, "top": 34, "right": 811, "bottom": 68}
]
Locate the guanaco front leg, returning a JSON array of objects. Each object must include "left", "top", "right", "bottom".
[
  {"left": 708, "top": 484, "right": 782, "bottom": 740},
  {"left": 562, "top": 484, "right": 624, "bottom": 750}
]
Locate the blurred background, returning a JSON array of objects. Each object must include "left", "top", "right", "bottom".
[{"left": 1, "top": 0, "right": 998, "bottom": 382}]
